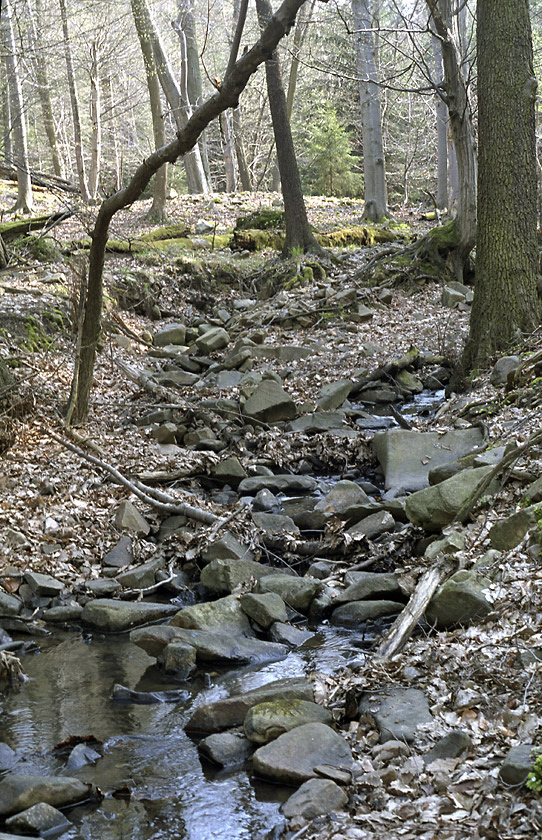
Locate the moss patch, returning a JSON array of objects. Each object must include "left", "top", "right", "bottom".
[{"left": 235, "top": 209, "right": 285, "bottom": 230}]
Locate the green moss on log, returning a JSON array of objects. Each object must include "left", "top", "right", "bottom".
[{"left": 235, "top": 209, "right": 285, "bottom": 230}]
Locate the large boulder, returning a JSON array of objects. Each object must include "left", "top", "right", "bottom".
[
  {"left": 185, "top": 678, "right": 314, "bottom": 733},
  {"left": 81, "top": 600, "right": 177, "bottom": 632},
  {"left": 252, "top": 722, "right": 352, "bottom": 785},
  {"left": 425, "top": 570, "right": 492, "bottom": 628},
  {"left": 200, "top": 557, "right": 281, "bottom": 594},
  {"left": 244, "top": 699, "right": 332, "bottom": 744},
  {"left": 170, "top": 595, "right": 252, "bottom": 636},
  {"left": 242, "top": 380, "right": 296, "bottom": 423},
  {"left": 257, "top": 574, "right": 321, "bottom": 612},
  {"left": 0, "top": 775, "right": 95, "bottom": 817},
  {"left": 163, "top": 629, "right": 288, "bottom": 667},
  {"left": 373, "top": 428, "right": 484, "bottom": 498},
  {"left": 330, "top": 600, "right": 401, "bottom": 628},
  {"left": 404, "top": 466, "right": 494, "bottom": 532}
]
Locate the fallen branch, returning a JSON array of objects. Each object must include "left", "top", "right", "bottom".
[
  {"left": 374, "top": 556, "right": 455, "bottom": 662},
  {"left": 115, "top": 358, "right": 189, "bottom": 404},
  {"left": 46, "top": 428, "right": 219, "bottom": 525}
]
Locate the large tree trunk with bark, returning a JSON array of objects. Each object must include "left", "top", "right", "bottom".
[
  {"left": 1, "top": 0, "right": 33, "bottom": 213},
  {"left": 463, "top": 0, "right": 539, "bottom": 370},
  {"left": 425, "top": 0, "right": 476, "bottom": 281},
  {"left": 431, "top": 31, "right": 447, "bottom": 210},
  {"left": 255, "top": 0, "right": 321, "bottom": 256},
  {"left": 131, "top": 0, "right": 168, "bottom": 222},
  {"left": 88, "top": 40, "right": 102, "bottom": 202},
  {"left": 66, "top": 0, "right": 310, "bottom": 424},
  {"left": 59, "top": 0, "right": 90, "bottom": 202},
  {"left": 31, "top": 0, "right": 63, "bottom": 178},
  {"left": 352, "top": 0, "right": 387, "bottom": 222}
]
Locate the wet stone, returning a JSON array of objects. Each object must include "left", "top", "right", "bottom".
[
  {"left": 24, "top": 571, "right": 64, "bottom": 597},
  {"left": 5, "top": 802, "right": 71, "bottom": 835},
  {"left": 0, "top": 774, "right": 95, "bottom": 817},
  {"left": 331, "top": 600, "right": 400, "bottom": 628},
  {"left": 281, "top": 778, "right": 348, "bottom": 820},
  {"left": 66, "top": 743, "right": 101, "bottom": 771},
  {"left": 81, "top": 599, "right": 177, "bottom": 633},
  {"left": 198, "top": 732, "right": 254, "bottom": 768},
  {"left": 170, "top": 594, "right": 253, "bottom": 636},
  {"left": 269, "top": 623, "right": 315, "bottom": 647},
  {"left": 244, "top": 699, "right": 332, "bottom": 744},
  {"left": 252, "top": 722, "right": 352, "bottom": 785}
]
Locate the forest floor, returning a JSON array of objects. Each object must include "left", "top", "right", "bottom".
[{"left": 0, "top": 183, "right": 541, "bottom": 840}]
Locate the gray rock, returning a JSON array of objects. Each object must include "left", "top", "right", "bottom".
[
  {"left": 289, "top": 412, "right": 346, "bottom": 433},
  {"left": 441, "top": 286, "right": 466, "bottom": 307},
  {"left": 346, "top": 510, "right": 395, "bottom": 540},
  {"left": 185, "top": 677, "right": 314, "bottom": 733},
  {"left": 373, "top": 428, "right": 484, "bottom": 498},
  {"left": 158, "top": 515, "right": 188, "bottom": 540},
  {"left": 114, "top": 500, "right": 150, "bottom": 535},
  {"left": 201, "top": 531, "right": 254, "bottom": 564},
  {"left": 281, "top": 497, "right": 328, "bottom": 530},
  {"left": 85, "top": 578, "right": 122, "bottom": 597},
  {"left": 315, "top": 480, "right": 370, "bottom": 518},
  {"left": 251, "top": 345, "right": 313, "bottom": 362},
  {"left": 130, "top": 624, "right": 188, "bottom": 658},
  {"left": 252, "top": 512, "right": 299, "bottom": 534},
  {"left": 317, "top": 380, "right": 352, "bottom": 410},
  {"left": 66, "top": 743, "right": 101, "bottom": 770},
  {"left": 238, "top": 475, "right": 317, "bottom": 495},
  {"left": 151, "top": 421, "right": 178, "bottom": 444},
  {"left": 198, "top": 732, "right": 254, "bottom": 768},
  {"left": 330, "top": 600, "right": 401, "bottom": 628},
  {"left": 426, "top": 570, "right": 492, "bottom": 628},
  {"left": 103, "top": 536, "right": 133, "bottom": 568},
  {"left": 252, "top": 722, "right": 352, "bottom": 785},
  {"left": 154, "top": 323, "right": 186, "bottom": 347},
  {"left": 245, "top": 699, "right": 332, "bottom": 744},
  {"left": 240, "top": 593, "right": 288, "bottom": 628},
  {"left": 499, "top": 744, "right": 536, "bottom": 785},
  {"left": 424, "top": 530, "right": 466, "bottom": 559},
  {"left": 307, "top": 560, "right": 333, "bottom": 579},
  {"left": 269, "top": 622, "right": 315, "bottom": 647},
  {"left": 210, "top": 457, "right": 247, "bottom": 486},
  {"left": 24, "top": 571, "right": 64, "bottom": 597},
  {"left": 116, "top": 557, "right": 165, "bottom": 589},
  {"left": 0, "top": 743, "right": 16, "bottom": 771},
  {"left": 164, "top": 629, "right": 287, "bottom": 667},
  {"left": 5, "top": 802, "right": 71, "bottom": 835},
  {"left": 43, "top": 603, "right": 83, "bottom": 622},
  {"left": 81, "top": 599, "right": 177, "bottom": 632},
  {"left": 405, "top": 466, "right": 495, "bottom": 532},
  {"left": 195, "top": 327, "right": 230, "bottom": 353},
  {"left": 524, "top": 476, "right": 542, "bottom": 503},
  {"left": 281, "top": 778, "right": 348, "bottom": 819},
  {"left": 359, "top": 688, "right": 432, "bottom": 743},
  {"left": 170, "top": 595, "right": 253, "bottom": 636},
  {"left": 337, "top": 572, "right": 401, "bottom": 603},
  {"left": 0, "top": 774, "right": 95, "bottom": 817},
  {"left": 258, "top": 574, "right": 321, "bottom": 612},
  {"left": 253, "top": 489, "right": 280, "bottom": 512},
  {"left": 243, "top": 380, "right": 296, "bottom": 423},
  {"left": 0, "top": 591, "right": 21, "bottom": 616},
  {"left": 395, "top": 369, "right": 424, "bottom": 394},
  {"left": 490, "top": 355, "right": 520, "bottom": 387},
  {"left": 163, "top": 642, "right": 197, "bottom": 679},
  {"left": 200, "top": 557, "right": 281, "bottom": 594},
  {"left": 489, "top": 508, "right": 537, "bottom": 551},
  {"left": 216, "top": 370, "right": 242, "bottom": 389},
  {"left": 423, "top": 730, "right": 472, "bottom": 764}
]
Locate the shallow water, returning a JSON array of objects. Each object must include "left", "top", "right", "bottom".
[{"left": 0, "top": 623, "right": 371, "bottom": 839}]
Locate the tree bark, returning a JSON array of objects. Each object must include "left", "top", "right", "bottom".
[
  {"left": 431, "top": 31, "right": 447, "bottom": 210},
  {"left": 352, "top": 0, "right": 387, "bottom": 221},
  {"left": 131, "top": 0, "right": 168, "bottom": 221},
  {"left": 30, "top": 0, "right": 64, "bottom": 178},
  {"left": 1, "top": 0, "right": 33, "bottom": 213},
  {"left": 88, "top": 40, "right": 102, "bottom": 202},
  {"left": 1, "top": 56, "right": 13, "bottom": 164},
  {"left": 220, "top": 109, "right": 237, "bottom": 191},
  {"left": 463, "top": 0, "right": 538, "bottom": 370},
  {"left": 255, "top": 0, "right": 322, "bottom": 257},
  {"left": 232, "top": 105, "right": 252, "bottom": 190},
  {"left": 59, "top": 0, "right": 90, "bottom": 203},
  {"left": 66, "top": 0, "right": 311, "bottom": 424}
]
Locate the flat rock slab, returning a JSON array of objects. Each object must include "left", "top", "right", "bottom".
[
  {"left": 170, "top": 595, "right": 252, "bottom": 636},
  {"left": 258, "top": 574, "right": 321, "bottom": 613},
  {"left": 240, "top": 592, "right": 288, "bottom": 628},
  {"left": 359, "top": 688, "right": 432, "bottom": 743},
  {"left": 6, "top": 802, "right": 71, "bottom": 835},
  {"left": 330, "top": 600, "right": 401, "bottom": 627},
  {"left": 81, "top": 600, "right": 177, "bottom": 632},
  {"left": 24, "top": 571, "right": 64, "bottom": 597},
  {"left": 185, "top": 678, "right": 313, "bottom": 734},
  {"left": 164, "top": 629, "right": 288, "bottom": 666},
  {"left": 289, "top": 412, "right": 346, "bottom": 433},
  {"left": 405, "top": 466, "right": 494, "bottom": 532},
  {"left": 252, "top": 722, "right": 352, "bottom": 785},
  {"left": 337, "top": 572, "right": 401, "bottom": 604},
  {"left": 373, "top": 428, "right": 484, "bottom": 498},
  {"left": 281, "top": 778, "right": 348, "bottom": 820},
  {"left": 238, "top": 475, "right": 317, "bottom": 495},
  {"left": 0, "top": 774, "right": 95, "bottom": 817},
  {"left": 198, "top": 732, "right": 254, "bottom": 768},
  {"left": 243, "top": 380, "right": 296, "bottom": 423},
  {"left": 244, "top": 699, "right": 332, "bottom": 744}
]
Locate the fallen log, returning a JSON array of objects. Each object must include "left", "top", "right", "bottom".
[
  {"left": 0, "top": 211, "right": 72, "bottom": 242},
  {"left": 0, "top": 162, "right": 79, "bottom": 193}
]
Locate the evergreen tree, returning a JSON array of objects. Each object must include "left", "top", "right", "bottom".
[{"left": 305, "top": 104, "right": 362, "bottom": 197}]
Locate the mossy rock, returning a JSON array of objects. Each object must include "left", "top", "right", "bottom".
[
  {"left": 139, "top": 223, "right": 191, "bottom": 241},
  {"left": 233, "top": 229, "right": 285, "bottom": 251},
  {"left": 21, "top": 234, "right": 62, "bottom": 262},
  {"left": 235, "top": 209, "right": 285, "bottom": 231},
  {"left": 317, "top": 225, "right": 404, "bottom": 248}
]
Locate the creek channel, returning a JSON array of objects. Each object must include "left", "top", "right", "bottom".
[{"left": 0, "top": 621, "right": 379, "bottom": 840}]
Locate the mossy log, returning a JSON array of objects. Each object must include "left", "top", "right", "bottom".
[
  {"left": 233, "top": 224, "right": 406, "bottom": 253},
  {"left": 0, "top": 212, "right": 69, "bottom": 242},
  {"left": 0, "top": 234, "right": 7, "bottom": 268}
]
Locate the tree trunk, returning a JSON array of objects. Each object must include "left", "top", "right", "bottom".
[
  {"left": 432, "top": 31, "right": 447, "bottom": 210},
  {"left": 31, "top": 0, "right": 63, "bottom": 178},
  {"left": 463, "top": 0, "right": 538, "bottom": 370},
  {"left": 1, "top": 0, "right": 33, "bottom": 213},
  {"left": 232, "top": 105, "right": 252, "bottom": 190},
  {"left": 102, "top": 68, "right": 122, "bottom": 192},
  {"left": 1, "top": 57, "right": 12, "bottom": 163},
  {"left": 425, "top": 0, "right": 476, "bottom": 281},
  {"left": 131, "top": 0, "right": 168, "bottom": 221},
  {"left": 220, "top": 110, "right": 237, "bottom": 191},
  {"left": 59, "top": 0, "right": 90, "bottom": 202},
  {"left": 66, "top": 0, "right": 310, "bottom": 425},
  {"left": 255, "top": 0, "right": 321, "bottom": 257},
  {"left": 88, "top": 40, "right": 102, "bottom": 202},
  {"left": 351, "top": 0, "right": 387, "bottom": 221}
]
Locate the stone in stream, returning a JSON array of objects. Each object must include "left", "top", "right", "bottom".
[
  {"left": 116, "top": 557, "right": 165, "bottom": 589},
  {"left": 185, "top": 677, "right": 314, "bottom": 734},
  {"left": 111, "top": 684, "right": 189, "bottom": 704},
  {"left": 0, "top": 591, "right": 21, "bottom": 616},
  {"left": 130, "top": 624, "right": 184, "bottom": 658},
  {"left": 317, "top": 380, "right": 353, "bottom": 410},
  {"left": 198, "top": 732, "right": 254, "bottom": 768},
  {"left": 257, "top": 574, "right": 321, "bottom": 613},
  {"left": 359, "top": 688, "right": 432, "bottom": 744},
  {"left": 201, "top": 531, "right": 254, "bottom": 564},
  {"left": 373, "top": 427, "right": 485, "bottom": 498},
  {"left": 330, "top": 600, "right": 401, "bottom": 628},
  {"left": 244, "top": 699, "right": 332, "bottom": 744},
  {"left": 163, "top": 629, "right": 288, "bottom": 667},
  {"left": 425, "top": 570, "right": 492, "bottom": 628},
  {"left": 269, "top": 623, "right": 315, "bottom": 648},
  {"left": 200, "top": 557, "right": 282, "bottom": 594},
  {"left": 404, "top": 466, "right": 495, "bottom": 532},
  {"left": 24, "top": 571, "right": 64, "bottom": 598},
  {"left": 66, "top": 743, "right": 101, "bottom": 771},
  {"left": 163, "top": 642, "right": 197, "bottom": 679},
  {"left": 281, "top": 778, "right": 348, "bottom": 820},
  {"left": 238, "top": 475, "right": 317, "bottom": 495},
  {"left": 240, "top": 593, "right": 288, "bottom": 628},
  {"left": 335, "top": 572, "right": 402, "bottom": 604},
  {"left": 5, "top": 802, "right": 71, "bottom": 835},
  {"left": 0, "top": 774, "right": 97, "bottom": 817},
  {"left": 81, "top": 599, "right": 177, "bottom": 633},
  {"left": 170, "top": 595, "right": 253, "bottom": 636},
  {"left": 499, "top": 744, "right": 536, "bottom": 785},
  {"left": 346, "top": 510, "right": 395, "bottom": 540},
  {"left": 252, "top": 722, "right": 352, "bottom": 785},
  {"left": 0, "top": 743, "right": 16, "bottom": 771},
  {"left": 242, "top": 379, "right": 296, "bottom": 423},
  {"left": 114, "top": 500, "right": 150, "bottom": 535}
]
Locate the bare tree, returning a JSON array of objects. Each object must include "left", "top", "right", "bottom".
[
  {"left": 88, "top": 38, "right": 102, "bottom": 202},
  {"left": 59, "top": 0, "right": 90, "bottom": 202},
  {"left": 30, "top": 0, "right": 64, "bottom": 178}
]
